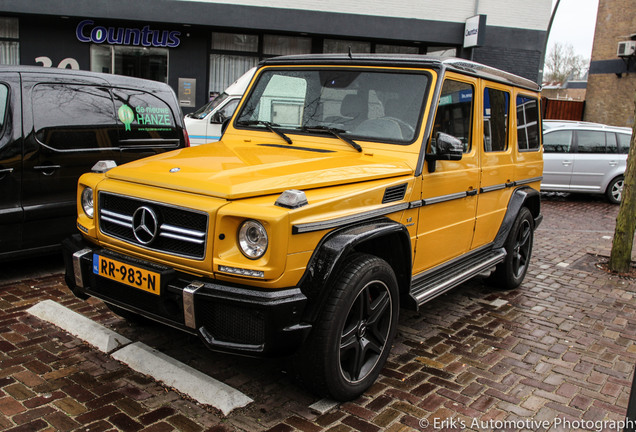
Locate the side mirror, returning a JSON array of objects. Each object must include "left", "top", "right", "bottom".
[
  {"left": 210, "top": 111, "right": 226, "bottom": 124},
  {"left": 425, "top": 132, "right": 463, "bottom": 173}
]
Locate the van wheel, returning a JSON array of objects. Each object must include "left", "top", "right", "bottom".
[
  {"left": 295, "top": 254, "right": 399, "bottom": 401},
  {"left": 488, "top": 207, "right": 534, "bottom": 290},
  {"left": 606, "top": 176, "right": 624, "bottom": 204}
]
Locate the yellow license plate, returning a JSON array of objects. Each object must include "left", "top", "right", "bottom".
[{"left": 93, "top": 254, "right": 161, "bottom": 295}]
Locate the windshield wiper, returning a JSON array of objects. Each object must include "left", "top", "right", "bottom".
[
  {"left": 236, "top": 120, "right": 293, "bottom": 144},
  {"left": 301, "top": 126, "right": 362, "bottom": 152}
]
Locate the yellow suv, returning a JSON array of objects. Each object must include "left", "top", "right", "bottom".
[{"left": 63, "top": 54, "right": 543, "bottom": 401}]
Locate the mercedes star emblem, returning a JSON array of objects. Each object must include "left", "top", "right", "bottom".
[{"left": 132, "top": 206, "right": 158, "bottom": 245}]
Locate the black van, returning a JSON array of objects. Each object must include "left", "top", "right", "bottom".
[{"left": 0, "top": 66, "right": 189, "bottom": 260}]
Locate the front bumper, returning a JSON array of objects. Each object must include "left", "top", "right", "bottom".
[{"left": 62, "top": 234, "right": 311, "bottom": 357}]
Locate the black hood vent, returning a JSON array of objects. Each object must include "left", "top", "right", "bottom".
[{"left": 382, "top": 183, "right": 407, "bottom": 203}]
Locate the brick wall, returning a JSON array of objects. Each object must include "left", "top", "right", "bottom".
[{"left": 585, "top": 0, "right": 636, "bottom": 127}]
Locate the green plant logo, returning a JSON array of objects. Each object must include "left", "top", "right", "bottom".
[{"left": 118, "top": 105, "right": 135, "bottom": 131}]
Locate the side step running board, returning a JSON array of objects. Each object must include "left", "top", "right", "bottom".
[{"left": 410, "top": 247, "right": 506, "bottom": 307}]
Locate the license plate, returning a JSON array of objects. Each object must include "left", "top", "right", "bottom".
[{"left": 93, "top": 254, "right": 161, "bottom": 295}]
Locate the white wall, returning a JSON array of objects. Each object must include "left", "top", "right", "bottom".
[{"left": 180, "top": 0, "right": 552, "bottom": 31}]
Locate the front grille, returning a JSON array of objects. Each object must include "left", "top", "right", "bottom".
[{"left": 99, "top": 192, "right": 208, "bottom": 259}]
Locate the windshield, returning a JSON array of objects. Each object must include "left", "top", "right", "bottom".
[
  {"left": 189, "top": 93, "right": 230, "bottom": 119},
  {"left": 235, "top": 68, "right": 430, "bottom": 144}
]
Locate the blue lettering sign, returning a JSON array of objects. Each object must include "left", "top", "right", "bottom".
[{"left": 76, "top": 19, "right": 181, "bottom": 48}]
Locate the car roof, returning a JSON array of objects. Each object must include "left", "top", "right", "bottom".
[
  {"left": 0, "top": 65, "right": 171, "bottom": 92},
  {"left": 543, "top": 119, "right": 632, "bottom": 134},
  {"left": 259, "top": 53, "right": 541, "bottom": 92}
]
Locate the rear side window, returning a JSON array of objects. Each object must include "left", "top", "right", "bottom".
[
  {"left": 484, "top": 88, "right": 509, "bottom": 152},
  {"left": 112, "top": 88, "right": 180, "bottom": 145},
  {"left": 33, "top": 84, "right": 118, "bottom": 150},
  {"left": 516, "top": 95, "right": 540, "bottom": 151},
  {"left": 576, "top": 131, "right": 606, "bottom": 153},
  {"left": 543, "top": 130, "right": 572, "bottom": 153},
  {"left": 618, "top": 133, "right": 631, "bottom": 154}
]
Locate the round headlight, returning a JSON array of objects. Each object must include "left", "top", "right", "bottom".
[
  {"left": 81, "top": 187, "right": 94, "bottom": 218},
  {"left": 238, "top": 220, "right": 268, "bottom": 259}
]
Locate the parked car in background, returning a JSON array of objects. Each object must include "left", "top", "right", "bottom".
[
  {"left": 542, "top": 120, "right": 631, "bottom": 204},
  {"left": 0, "top": 66, "right": 189, "bottom": 260},
  {"left": 184, "top": 68, "right": 255, "bottom": 145}
]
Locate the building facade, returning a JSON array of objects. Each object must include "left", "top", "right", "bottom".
[
  {"left": 585, "top": 0, "right": 636, "bottom": 127},
  {"left": 0, "top": 0, "right": 551, "bottom": 112}
]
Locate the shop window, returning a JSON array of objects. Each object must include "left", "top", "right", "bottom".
[
  {"left": 427, "top": 46, "right": 457, "bottom": 57},
  {"left": 484, "top": 88, "right": 509, "bottom": 152},
  {"left": 323, "top": 39, "right": 371, "bottom": 54},
  {"left": 212, "top": 32, "right": 258, "bottom": 52},
  {"left": 432, "top": 80, "right": 474, "bottom": 152},
  {"left": 516, "top": 95, "right": 540, "bottom": 151},
  {"left": 90, "top": 45, "right": 168, "bottom": 83},
  {"left": 208, "top": 54, "right": 258, "bottom": 95},
  {"left": 375, "top": 44, "right": 419, "bottom": 54},
  {"left": 263, "top": 35, "right": 312, "bottom": 56},
  {"left": 0, "top": 17, "right": 19, "bottom": 65}
]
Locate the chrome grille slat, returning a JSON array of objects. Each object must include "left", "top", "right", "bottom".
[{"left": 98, "top": 192, "right": 208, "bottom": 260}]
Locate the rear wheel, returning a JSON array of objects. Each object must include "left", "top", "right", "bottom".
[
  {"left": 488, "top": 207, "right": 534, "bottom": 290},
  {"left": 606, "top": 176, "right": 624, "bottom": 204},
  {"left": 295, "top": 254, "right": 399, "bottom": 401}
]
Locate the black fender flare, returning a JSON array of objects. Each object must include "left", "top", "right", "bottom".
[
  {"left": 298, "top": 217, "right": 412, "bottom": 323},
  {"left": 493, "top": 186, "right": 542, "bottom": 249}
]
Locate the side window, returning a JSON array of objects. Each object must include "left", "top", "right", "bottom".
[
  {"left": 0, "top": 84, "right": 8, "bottom": 133},
  {"left": 112, "top": 88, "right": 179, "bottom": 143},
  {"left": 432, "top": 79, "right": 473, "bottom": 152},
  {"left": 543, "top": 130, "right": 572, "bottom": 153},
  {"left": 484, "top": 88, "right": 509, "bottom": 152},
  {"left": 516, "top": 95, "right": 540, "bottom": 151},
  {"left": 32, "top": 84, "right": 118, "bottom": 150},
  {"left": 576, "top": 131, "right": 606, "bottom": 154},
  {"left": 617, "top": 133, "right": 631, "bottom": 154},
  {"left": 219, "top": 99, "right": 239, "bottom": 120}
]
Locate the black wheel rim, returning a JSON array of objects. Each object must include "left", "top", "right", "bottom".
[
  {"left": 512, "top": 219, "right": 532, "bottom": 279},
  {"left": 338, "top": 280, "right": 393, "bottom": 384}
]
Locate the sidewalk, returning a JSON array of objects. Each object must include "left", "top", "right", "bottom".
[{"left": 1, "top": 193, "right": 635, "bottom": 431}]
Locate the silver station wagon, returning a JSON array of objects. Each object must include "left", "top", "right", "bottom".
[{"left": 542, "top": 120, "right": 631, "bottom": 204}]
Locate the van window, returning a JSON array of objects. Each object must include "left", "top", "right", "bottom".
[
  {"left": 0, "top": 84, "right": 8, "bottom": 131},
  {"left": 605, "top": 132, "right": 617, "bottom": 154},
  {"left": 112, "top": 88, "right": 179, "bottom": 143},
  {"left": 432, "top": 80, "right": 473, "bottom": 152},
  {"left": 543, "top": 130, "right": 572, "bottom": 153},
  {"left": 484, "top": 88, "right": 509, "bottom": 152},
  {"left": 32, "top": 84, "right": 118, "bottom": 150},
  {"left": 576, "top": 131, "right": 606, "bottom": 153},
  {"left": 617, "top": 133, "right": 631, "bottom": 154},
  {"left": 516, "top": 95, "right": 540, "bottom": 151}
]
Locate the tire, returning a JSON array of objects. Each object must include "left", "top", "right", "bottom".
[
  {"left": 606, "top": 176, "right": 624, "bottom": 204},
  {"left": 488, "top": 207, "right": 534, "bottom": 290},
  {"left": 295, "top": 253, "right": 399, "bottom": 401}
]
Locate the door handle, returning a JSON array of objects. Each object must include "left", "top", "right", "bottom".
[
  {"left": 562, "top": 160, "right": 572, "bottom": 166},
  {"left": 609, "top": 161, "right": 618, "bottom": 166},
  {"left": 0, "top": 168, "right": 14, "bottom": 174},
  {"left": 34, "top": 165, "right": 61, "bottom": 176}
]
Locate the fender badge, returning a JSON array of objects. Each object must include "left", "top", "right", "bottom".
[{"left": 169, "top": 167, "right": 181, "bottom": 173}]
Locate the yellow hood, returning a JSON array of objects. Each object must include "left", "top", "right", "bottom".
[{"left": 105, "top": 140, "right": 413, "bottom": 199}]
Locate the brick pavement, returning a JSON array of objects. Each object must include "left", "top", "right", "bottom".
[{"left": 1, "top": 193, "right": 635, "bottom": 431}]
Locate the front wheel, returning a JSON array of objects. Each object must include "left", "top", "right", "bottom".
[
  {"left": 488, "top": 207, "right": 534, "bottom": 290},
  {"left": 295, "top": 254, "right": 399, "bottom": 401},
  {"left": 606, "top": 176, "right": 624, "bottom": 204}
]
